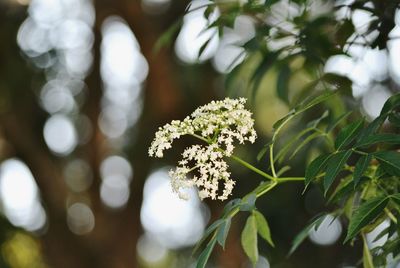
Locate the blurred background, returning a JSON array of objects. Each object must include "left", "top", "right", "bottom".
[{"left": 0, "top": 0, "right": 399, "bottom": 267}]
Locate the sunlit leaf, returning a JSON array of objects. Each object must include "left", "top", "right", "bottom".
[
  {"left": 241, "top": 215, "right": 259, "bottom": 266},
  {"left": 254, "top": 210, "right": 274, "bottom": 247}
]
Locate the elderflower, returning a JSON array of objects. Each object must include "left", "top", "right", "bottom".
[{"left": 149, "top": 98, "right": 257, "bottom": 201}]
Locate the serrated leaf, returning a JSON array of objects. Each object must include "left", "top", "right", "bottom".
[
  {"left": 356, "top": 134, "right": 400, "bottom": 148},
  {"left": 196, "top": 238, "right": 217, "bottom": 268},
  {"left": 353, "top": 154, "right": 372, "bottom": 188},
  {"left": 253, "top": 210, "right": 274, "bottom": 247},
  {"left": 335, "top": 119, "right": 364, "bottom": 150},
  {"left": 305, "top": 153, "right": 332, "bottom": 187},
  {"left": 344, "top": 196, "right": 389, "bottom": 243},
  {"left": 217, "top": 218, "right": 232, "bottom": 249},
  {"left": 324, "top": 150, "right": 352, "bottom": 194},
  {"left": 277, "top": 64, "right": 291, "bottom": 104},
  {"left": 289, "top": 214, "right": 328, "bottom": 255},
  {"left": 373, "top": 151, "right": 400, "bottom": 176},
  {"left": 241, "top": 215, "right": 258, "bottom": 266}
]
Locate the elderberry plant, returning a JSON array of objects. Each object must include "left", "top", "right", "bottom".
[{"left": 152, "top": 0, "right": 400, "bottom": 267}]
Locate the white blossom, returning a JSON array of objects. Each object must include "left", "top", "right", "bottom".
[{"left": 149, "top": 98, "right": 257, "bottom": 201}]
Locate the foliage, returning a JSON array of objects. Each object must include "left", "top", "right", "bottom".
[{"left": 154, "top": 0, "right": 400, "bottom": 267}]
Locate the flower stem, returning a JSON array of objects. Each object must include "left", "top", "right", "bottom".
[{"left": 230, "top": 155, "right": 275, "bottom": 181}]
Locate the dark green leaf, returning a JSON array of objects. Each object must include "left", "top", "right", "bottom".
[
  {"left": 296, "top": 91, "right": 336, "bottom": 113},
  {"left": 289, "top": 132, "right": 323, "bottom": 160},
  {"left": 196, "top": 237, "right": 217, "bottom": 268},
  {"left": 217, "top": 218, "right": 232, "bottom": 249},
  {"left": 357, "top": 115, "right": 386, "bottom": 144},
  {"left": 390, "top": 193, "right": 400, "bottom": 207},
  {"left": 241, "top": 215, "right": 258, "bottom": 266},
  {"left": 222, "top": 198, "right": 241, "bottom": 217},
  {"left": 335, "top": 119, "right": 364, "bottom": 150},
  {"left": 153, "top": 19, "right": 182, "bottom": 54},
  {"left": 251, "top": 52, "right": 279, "bottom": 101},
  {"left": 373, "top": 151, "right": 400, "bottom": 176},
  {"left": 356, "top": 134, "right": 400, "bottom": 148},
  {"left": 388, "top": 113, "right": 400, "bottom": 127},
  {"left": 257, "top": 143, "right": 271, "bottom": 162},
  {"left": 276, "top": 65, "right": 291, "bottom": 104},
  {"left": 198, "top": 38, "right": 212, "bottom": 59},
  {"left": 324, "top": 150, "right": 352, "bottom": 194},
  {"left": 380, "top": 93, "right": 400, "bottom": 115},
  {"left": 322, "top": 73, "right": 352, "bottom": 95},
  {"left": 254, "top": 210, "right": 274, "bottom": 247},
  {"left": 353, "top": 154, "right": 372, "bottom": 188},
  {"left": 305, "top": 153, "right": 332, "bottom": 187},
  {"left": 326, "top": 111, "right": 353, "bottom": 132},
  {"left": 344, "top": 196, "right": 389, "bottom": 243},
  {"left": 289, "top": 214, "right": 328, "bottom": 255}
]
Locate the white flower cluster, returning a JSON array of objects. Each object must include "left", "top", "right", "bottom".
[{"left": 149, "top": 98, "right": 257, "bottom": 201}]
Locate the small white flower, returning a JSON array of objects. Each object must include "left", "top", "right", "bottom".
[{"left": 149, "top": 98, "right": 257, "bottom": 201}]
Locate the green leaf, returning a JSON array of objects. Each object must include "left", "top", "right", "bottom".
[
  {"left": 373, "top": 151, "right": 400, "bottom": 176},
  {"left": 390, "top": 193, "right": 400, "bottom": 207},
  {"left": 344, "top": 196, "right": 389, "bottom": 243},
  {"left": 196, "top": 238, "right": 217, "bottom": 268},
  {"left": 241, "top": 215, "right": 258, "bottom": 266},
  {"left": 353, "top": 154, "right": 372, "bottom": 188},
  {"left": 251, "top": 51, "right": 279, "bottom": 101},
  {"left": 388, "top": 113, "right": 400, "bottom": 127},
  {"left": 380, "top": 93, "right": 400, "bottom": 115},
  {"left": 356, "top": 134, "right": 400, "bottom": 148},
  {"left": 256, "top": 143, "right": 271, "bottom": 162},
  {"left": 289, "top": 132, "right": 323, "bottom": 160},
  {"left": 198, "top": 38, "right": 212, "bottom": 59},
  {"left": 305, "top": 153, "right": 332, "bottom": 187},
  {"left": 193, "top": 219, "right": 224, "bottom": 255},
  {"left": 240, "top": 194, "right": 257, "bottom": 211},
  {"left": 289, "top": 214, "right": 328, "bottom": 255},
  {"left": 276, "top": 127, "right": 315, "bottom": 163},
  {"left": 326, "top": 111, "right": 353, "bottom": 132},
  {"left": 253, "top": 210, "right": 274, "bottom": 247},
  {"left": 357, "top": 115, "right": 386, "bottom": 144},
  {"left": 363, "top": 235, "right": 375, "bottom": 268},
  {"left": 322, "top": 73, "right": 352, "bottom": 95},
  {"left": 153, "top": 19, "right": 183, "bottom": 54},
  {"left": 296, "top": 91, "right": 336, "bottom": 113},
  {"left": 276, "top": 64, "right": 291, "bottom": 104},
  {"left": 324, "top": 150, "right": 352, "bottom": 194},
  {"left": 217, "top": 218, "right": 232, "bottom": 249},
  {"left": 335, "top": 119, "right": 364, "bottom": 150}
]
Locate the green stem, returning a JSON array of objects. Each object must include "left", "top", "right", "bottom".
[
  {"left": 270, "top": 114, "right": 295, "bottom": 177},
  {"left": 190, "top": 133, "right": 210, "bottom": 143},
  {"left": 230, "top": 155, "right": 275, "bottom": 181},
  {"left": 277, "top": 177, "right": 305, "bottom": 183},
  {"left": 384, "top": 208, "right": 398, "bottom": 224}
]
